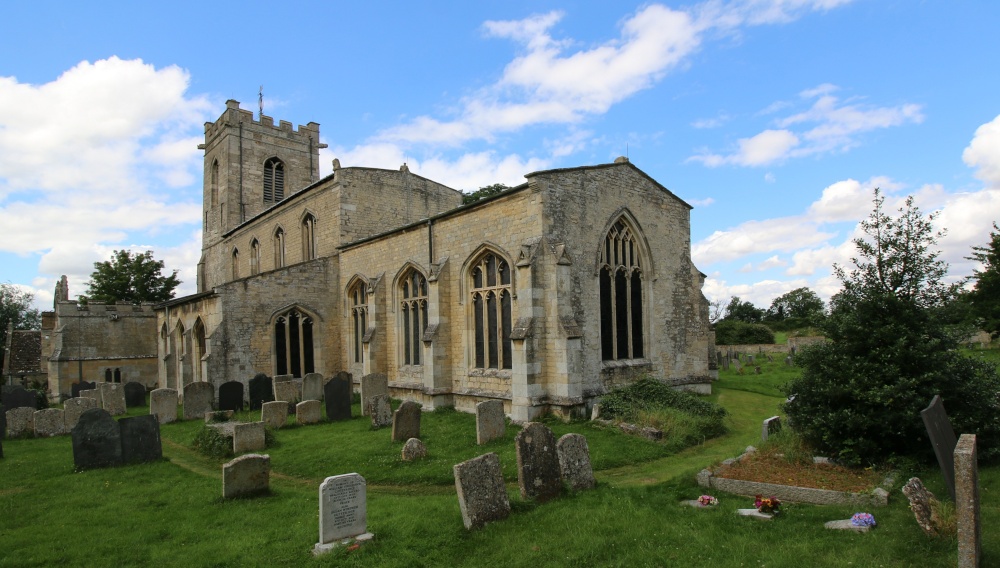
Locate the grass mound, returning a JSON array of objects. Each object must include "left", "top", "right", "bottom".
[{"left": 600, "top": 377, "right": 728, "bottom": 442}]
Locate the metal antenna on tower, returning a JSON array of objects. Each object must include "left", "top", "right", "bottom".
[{"left": 259, "top": 85, "right": 264, "bottom": 118}]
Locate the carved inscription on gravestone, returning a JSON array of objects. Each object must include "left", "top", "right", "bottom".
[{"left": 316, "top": 473, "right": 372, "bottom": 551}]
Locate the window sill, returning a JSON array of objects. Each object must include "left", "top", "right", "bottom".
[{"left": 600, "top": 358, "right": 651, "bottom": 370}]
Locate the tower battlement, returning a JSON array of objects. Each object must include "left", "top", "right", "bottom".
[{"left": 203, "top": 99, "right": 320, "bottom": 142}]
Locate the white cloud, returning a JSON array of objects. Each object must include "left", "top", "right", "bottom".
[
  {"left": 692, "top": 216, "right": 834, "bottom": 264},
  {"left": 807, "top": 176, "right": 900, "bottom": 223},
  {"left": 962, "top": 114, "right": 1000, "bottom": 187}
]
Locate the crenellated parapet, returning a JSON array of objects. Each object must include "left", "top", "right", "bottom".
[{"left": 202, "top": 99, "right": 320, "bottom": 145}]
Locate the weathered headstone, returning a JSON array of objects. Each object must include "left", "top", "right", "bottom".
[
  {"left": 260, "top": 401, "right": 288, "bottom": 429},
  {"left": 955, "top": 434, "right": 980, "bottom": 568},
  {"left": 222, "top": 453, "right": 270, "bottom": 498},
  {"left": 273, "top": 378, "right": 301, "bottom": 414},
  {"left": 784, "top": 356, "right": 793, "bottom": 366},
  {"left": 33, "top": 408, "right": 66, "bottom": 437},
  {"left": 515, "top": 422, "right": 562, "bottom": 502},
  {"left": 368, "top": 395, "right": 392, "bottom": 429},
  {"left": 921, "top": 395, "right": 957, "bottom": 500},
  {"left": 233, "top": 422, "right": 266, "bottom": 453},
  {"left": 6, "top": 407, "right": 35, "bottom": 437},
  {"left": 556, "top": 433, "right": 595, "bottom": 491},
  {"left": 401, "top": 438, "right": 427, "bottom": 461},
  {"left": 218, "top": 381, "right": 245, "bottom": 412},
  {"left": 64, "top": 397, "right": 98, "bottom": 430},
  {"left": 123, "top": 381, "right": 146, "bottom": 408},
  {"left": 99, "top": 383, "right": 127, "bottom": 416},
  {"left": 183, "top": 382, "right": 215, "bottom": 421},
  {"left": 71, "top": 381, "right": 96, "bottom": 398},
  {"left": 360, "top": 373, "right": 388, "bottom": 416},
  {"left": 732, "top": 359, "right": 742, "bottom": 372},
  {"left": 453, "top": 452, "right": 511, "bottom": 530},
  {"left": 302, "top": 373, "right": 324, "bottom": 402},
  {"left": 119, "top": 415, "right": 162, "bottom": 464},
  {"left": 391, "top": 400, "right": 421, "bottom": 442},
  {"left": 149, "top": 388, "right": 178, "bottom": 424},
  {"left": 81, "top": 389, "right": 102, "bottom": 409},
  {"left": 2, "top": 385, "right": 38, "bottom": 414},
  {"left": 71, "top": 408, "right": 122, "bottom": 470},
  {"left": 324, "top": 372, "right": 352, "bottom": 421},
  {"left": 314, "top": 473, "right": 373, "bottom": 555},
  {"left": 248, "top": 373, "right": 274, "bottom": 410},
  {"left": 902, "top": 477, "right": 942, "bottom": 536},
  {"left": 297, "top": 400, "right": 322, "bottom": 425},
  {"left": 475, "top": 400, "right": 506, "bottom": 445},
  {"left": 762, "top": 416, "right": 782, "bottom": 441}
]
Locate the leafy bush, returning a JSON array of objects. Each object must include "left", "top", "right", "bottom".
[
  {"left": 600, "top": 377, "right": 728, "bottom": 440},
  {"left": 714, "top": 320, "right": 775, "bottom": 345},
  {"left": 192, "top": 426, "right": 233, "bottom": 459}
]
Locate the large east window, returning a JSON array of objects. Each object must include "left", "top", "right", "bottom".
[
  {"left": 400, "top": 269, "right": 428, "bottom": 365},
  {"left": 600, "top": 219, "right": 644, "bottom": 360},
  {"left": 470, "top": 252, "right": 512, "bottom": 369},
  {"left": 274, "top": 308, "right": 314, "bottom": 377}
]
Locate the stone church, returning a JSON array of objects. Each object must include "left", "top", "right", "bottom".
[{"left": 156, "top": 100, "right": 715, "bottom": 420}]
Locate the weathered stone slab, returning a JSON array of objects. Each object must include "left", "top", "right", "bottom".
[
  {"left": 401, "top": 438, "right": 427, "bottom": 461},
  {"left": 557, "top": 433, "right": 595, "bottom": 491},
  {"left": 64, "top": 397, "right": 98, "bottom": 430},
  {"left": 302, "top": 373, "right": 324, "bottom": 402},
  {"left": 273, "top": 379, "right": 301, "bottom": 414},
  {"left": 218, "top": 381, "right": 245, "bottom": 412},
  {"left": 248, "top": 373, "right": 274, "bottom": 411},
  {"left": 515, "top": 422, "right": 562, "bottom": 502},
  {"left": 123, "top": 381, "right": 146, "bottom": 408},
  {"left": 183, "top": 382, "right": 215, "bottom": 421},
  {"left": 955, "top": 434, "right": 980, "bottom": 568},
  {"left": 297, "top": 400, "right": 322, "bottom": 425},
  {"left": 233, "top": 422, "right": 266, "bottom": 453},
  {"left": 921, "top": 395, "right": 957, "bottom": 500},
  {"left": 119, "top": 415, "right": 162, "bottom": 464},
  {"left": 71, "top": 381, "right": 96, "bottom": 399},
  {"left": 33, "top": 409, "right": 66, "bottom": 437},
  {"left": 81, "top": 389, "right": 102, "bottom": 409},
  {"left": 762, "top": 416, "right": 782, "bottom": 441},
  {"left": 223, "top": 454, "right": 270, "bottom": 499},
  {"left": 391, "top": 400, "right": 421, "bottom": 442},
  {"left": 6, "top": 407, "right": 35, "bottom": 438},
  {"left": 149, "top": 388, "right": 178, "bottom": 424},
  {"left": 2, "top": 385, "right": 37, "bottom": 414},
  {"left": 737, "top": 508, "right": 773, "bottom": 520},
  {"left": 324, "top": 372, "right": 352, "bottom": 421},
  {"left": 368, "top": 395, "right": 392, "bottom": 429},
  {"left": 261, "top": 401, "right": 288, "bottom": 429},
  {"left": 99, "top": 383, "right": 127, "bottom": 416},
  {"left": 71, "top": 408, "right": 122, "bottom": 470},
  {"left": 314, "top": 473, "right": 373, "bottom": 555},
  {"left": 454, "top": 452, "right": 511, "bottom": 530},
  {"left": 360, "top": 373, "right": 388, "bottom": 416},
  {"left": 902, "top": 477, "right": 942, "bottom": 536},
  {"left": 824, "top": 519, "right": 871, "bottom": 533},
  {"left": 476, "top": 400, "right": 505, "bottom": 445}
]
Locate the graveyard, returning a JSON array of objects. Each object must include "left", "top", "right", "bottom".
[{"left": 1, "top": 353, "right": 997, "bottom": 567}]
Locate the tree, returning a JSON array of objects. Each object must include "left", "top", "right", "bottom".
[
  {"left": 784, "top": 190, "right": 1000, "bottom": 466},
  {"left": 721, "top": 296, "right": 765, "bottom": 323},
  {"left": 81, "top": 250, "right": 181, "bottom": 304},
  {"left": 462, "top": 183, "right": 510, "bottom": 205},
  {"left": 965, "top": 222, "right": 1000, "bottom": 338},
  {"left": 765, "top": 287, "right": 826, "bottom": 329},
  {"left": 0, "top": 283, "right": 41, "bottom": 372}
]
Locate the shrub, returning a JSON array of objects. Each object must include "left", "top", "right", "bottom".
[
  {"left": 714, "top": 320, "right": 775, "bottom": 345},
  {"left": 192, "top": 426, "right": 233, "bottom": 459},
  {"left": 600, "top": 377, "right": 728, "bottom": 440}
]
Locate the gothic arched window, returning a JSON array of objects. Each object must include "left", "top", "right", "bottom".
[
  {"left": 599, "top": 219, "right": 644, "bottom": 360},
  {"left": 274, "top": 308, "right": 315, "bottom": 377},
  {"left": 250, "top": 239, "right": 261, "bottom": 275},
  {"left": 302, "top": 214, "right": 317, "bottom": 261},
  {"left": 470, "top": 251, "right": 512, "bottom": 370},
  {"left": 231, "top": 248, "right": 240, "bottom": 280},
  {"left": 400, "top": 269, "right": 428, "bottom": 366},
  {"left": 273, "top": 227, "right": 285, "bottom": 268},
  {"left": 349, "top": 282, "right": 368, "bottom": 364},
  {"left": 263, "top": 157, "right": 284, "bottom": 204}
]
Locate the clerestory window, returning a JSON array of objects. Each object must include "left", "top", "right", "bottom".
[
  {"left": 273, "top": 227, "right": 285, "bottom": 268},
  {"left": 302, "top": 214, "right": 317, "bottom": 261}
]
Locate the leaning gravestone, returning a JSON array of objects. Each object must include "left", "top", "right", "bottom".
[
  {"left": 218, "top": 381, "right": 245, "bottom": 412},
  {"left": 71, "top": 408, "right": 122, "bottom": 470},
  {"left": 123, "top": 381, "right": 146, "bottom": 408},
  {"left": 260, "top": 401, "right": 288, "bottom": 429},
  {"left": 391, "top": 400, "right": 421, "bottom": 442},
  {"left": 149, "top": 388, "right": 178, "bottom": 424},
  {"left": 313, "top": 473, "right": 374, "bottom": 555},
  {"left": 302, "top": 373, "right": 324, "bottom": 402},
  {"left": 360, "top": 373, "right": 388, "bottom": 417},
  {"left": 324, "top": 372, "right": 352, "bottom": 421},
  {"left": 119, "top": 415, "right": 162, "bottom": 464},
  {"left": 222, "top": 454, "right": 270, "bottom": 499},
  {"left": 183, "top": 382, "right": 215, "bottom": 420},
  {"left": 476, "top": 400, "right": 506, "bottom": 445},
  {"left": 248, "top": 373, "right": 274, "bottom": 410},
  {"left": 33, "top": 409, "right": 66, "bottom": 437},
  {"left": 71, "top": 380, "right": 96, "bottom": 399},
  {"left": 81, "top": 389, "right": 102, "bottom": 409},
  {"left": 297, "top": 400, "right": 322, "bottom": 425},
  {"left": 762, "top": 416, "right": 782, "bottom": 441},
  {"left": 368, "top": 395, "right": 392, "bottom": 429},
  {"left": 2, "top": 386, "right": 38, "bottom": 414},
  {"left": 233, "top": 422, "right": 266, "bottom": 453},
  {"left": 556, "top": 433, "right": 596, "bottom": 491},
  {"left": 100, "top": 383, "right": 127, "bottom": 416},
  {"left": 955, "top": 434, "right": 980, "bottom": 568},
  {"left": 273, "top": 377, "right": 301, "bottom": 414},
  {"left": 64, "top": 397, "right": 98, "bottom": 430},
  {"left": 921, "top": 395, "right": 957, "bottom": 501},
  {"left": 6, "top": 407, "right": 35, "bottom": 438},
  {"left": 453, "top": 452, "right": 511, "bottom": 530},
  {"left": 515, "top": 422, "right": 562, "bottom": 502}
]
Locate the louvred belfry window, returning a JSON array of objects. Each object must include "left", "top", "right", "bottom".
[
  {"left": 470, "top": 252, "right": 512, "bottom": 370},
  {"left": 599, "top": 219, "right": 644, "bottom": 361},
  {"left": 263, "top": 157, "right": 285, "bottom": 203}
]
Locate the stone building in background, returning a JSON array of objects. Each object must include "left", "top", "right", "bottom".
[{"left": 156, "top": 100, "right": 716, "bottom": 420}]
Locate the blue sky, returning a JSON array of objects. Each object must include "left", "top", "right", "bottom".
[{"left": 2, "top": 1, "right": 999, "bottom": 314}]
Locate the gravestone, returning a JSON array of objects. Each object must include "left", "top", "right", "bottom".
[
  {"left": 955, "top": 434, "right": 980, "bottom": 568},
  {"left": 302, "top": 373, "right": 324, "bottom": 402},
  {"left": 222, "top": 454, "right": 270, "bottom": 499},
  {"left": 273, "top": 379, "right": 301, "bottom": 414},
  {"left": 71, "top": 408, "right": 122, "bottom": 470},
  {"left": 368, "top": 395, "right": 392, "bottom": 429},
  {"left": 921, "top": 395, "right": 957, "bottom": 500},
  {"left": 475, "top": 400, "right": 506, "bottom": 445},
  {"left": 123, "top": 381, "right": 146, "bottom": 408},
  {"left": 556, "top": 433, "right": 595, "bottom": 491},
  {"left": 732, "top": 359, "right": 742, "bottom": 372},
  {"left": 119, "top": 415, "right": 162, "bottom": 464},
  {"left": 2, "top": 385, "right": 38, "bottom": 414},
  {"left": 391, "top": 400, "right": 421, "bottom": 442},
  {"left": 515, "top": 422, "right": 562, "bottom": 502},
  {"left": 233, "top": 422, "right": 266, "bottom": 453},
  {"left": 313, "top": 473, "right": 373, "bottom": 555},
  {"left": 401, "top": 438, "right": 427, "bottom": 461},
  {"left": 324, "top": 372, "right": 352, "bottom": 421},
  {"left": 762, "top": 416, "right": 782, "bottom": 441},
  {"left": 261, "top": 401, "right": 288, "bottom": 429},
  {"left": 218, "top": 381, "right": 245, "bottom": 412},
  {"left": 99, "top": 383, "right": 127, "bottom": 416},
  {"left": 902, "top": 477, "right": 942, "bottom": 536},
  {"left": 149, "top": 388, "right": 178, "bottom": 424},
  {"left": 296, "top": 400, "right": 322, "bottom": 425},
  {"left": 183, "top": 382, "right": 215, "bottom": 421},
  {"left": 784, "top": 356, "right": 792, "bottom": 366},
  {"left": 248, "top": 373, "right": 274, "bottom": 410},
  {"left": 81, "top": 389, "right": 102, "bottom": 409},
  {"left": 71, "top": 381, "right": 96, "bottom": 399},
  {"left": 6, "top": 407, "right": 35, "bottom": 437},
  {"left": 33, "top": 409, "right": 66, "bottom": 437},
  {"left": 453, "top": 452, "right": 511, "bottom": 530},
  {"left": 64, "top": 397, "right": 98, "bottom": 430},
  {"left": 360, "top": 373, "right": 388, "bottom": 416}
]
